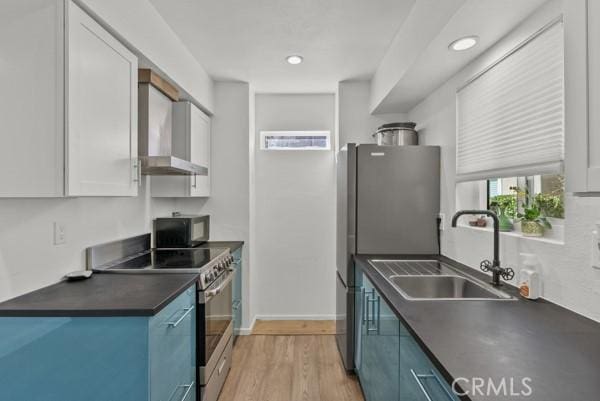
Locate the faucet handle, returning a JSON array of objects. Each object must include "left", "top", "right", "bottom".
[
  {"left": 501, "top": 267, "right": 515, "bottom": 281},
  {"left": 480, "top": 260, "right": 493, "bottom": 273}
]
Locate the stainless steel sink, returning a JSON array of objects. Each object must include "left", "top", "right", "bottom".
[
  {"left": 388, "top": 275, "right": 513, "bottom": 300},
  {"left": 368, "top": 260, "right": 514, "bottom": 301}
]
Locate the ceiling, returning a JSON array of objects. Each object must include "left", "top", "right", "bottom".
[
  {"left": 149, "top": 0, "right": 416, "bottom": 93},
  {"left": 371, "top": 0, "right": 549, "bottom": 113}
]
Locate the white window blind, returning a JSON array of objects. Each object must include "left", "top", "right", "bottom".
[{"left": 456, "top": 20, "right": 564, "bottom": 182}]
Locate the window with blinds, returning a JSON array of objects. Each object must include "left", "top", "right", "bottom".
[{"left": 456, "top": 19, "right": 564, "bottom": 182}]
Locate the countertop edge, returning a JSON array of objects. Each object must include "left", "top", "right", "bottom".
[{"left": 0, "top": 274, "right": 199, "bottom": 318}]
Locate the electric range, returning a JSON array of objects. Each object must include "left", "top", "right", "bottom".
[{"left": 86, "top": 233, "right": 235, "bottom": 401}]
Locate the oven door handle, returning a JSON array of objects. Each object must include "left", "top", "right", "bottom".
[{"left": 201, "top": 271, "right": 235, "bottom": 303}]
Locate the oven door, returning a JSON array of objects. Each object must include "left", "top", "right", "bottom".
[{"left": 198, "top": 269, "right": 234, "bottom": 385}]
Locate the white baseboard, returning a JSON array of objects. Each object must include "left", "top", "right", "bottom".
[
  {"left": 237, "top": 315, "right": 257, "bottom": 336},
  {"left": 236, "top": 314, "right": 336, "bottom": 336},
  {"left": 253, "top": 314, "right": 336, "bottom": 321}
]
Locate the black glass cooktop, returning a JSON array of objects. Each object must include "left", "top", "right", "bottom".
[{"left": 110, "top": 248, "right": 225, "bottom": 270}]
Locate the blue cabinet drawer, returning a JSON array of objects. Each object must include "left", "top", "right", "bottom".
[
  {"left": 400, "top": 323, "right": 459, "bottom": 401},
  {"left": 149, "top": 287, "right": 196, "bottom": 401}
]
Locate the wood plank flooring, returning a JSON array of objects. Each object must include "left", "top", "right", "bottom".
[
  {"left": 252, "top": 320, "right": 336, "bottom": 335},
  {"left": 217, "top": 335, "right": 364, "bottom": 401}
]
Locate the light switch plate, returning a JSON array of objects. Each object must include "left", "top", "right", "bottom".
[{"left": 53, "top": 222, "right": 66, "bottom": 245}]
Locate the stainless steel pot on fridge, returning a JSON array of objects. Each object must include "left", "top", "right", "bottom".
[{"left": 372, "top": 122, "right": 418, "bottom": 146}]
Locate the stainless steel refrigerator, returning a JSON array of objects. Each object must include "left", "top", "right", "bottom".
[{"left": 335, "top": 143, "right": 440, "bottom": 371}]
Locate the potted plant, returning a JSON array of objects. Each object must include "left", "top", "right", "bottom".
[
  {"left": 489, "top": 194, "right": 516, "bottom": 232},
  {"left": 511, "top": 186, "right": 552, "bottom": 237}
]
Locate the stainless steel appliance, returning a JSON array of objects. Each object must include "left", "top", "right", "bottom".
[
  {"left": 138, "top": 69, "right": 208, "bottom": 176},
  {"left": 86, "top": 233, "right": 234, "bottom": 401},
  {"left": 155, "top": 213, "right": 210, "bottom": 248},
  {"left": 372, "top": 122, "right": 418, "bottom": 146},
  {"left": 335, "top": 143, "right": 440, "bottom": 371}
]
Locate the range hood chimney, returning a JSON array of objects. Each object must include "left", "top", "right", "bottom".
[{"left": 138, "top": 69, "right": 208, "bottom": 176}]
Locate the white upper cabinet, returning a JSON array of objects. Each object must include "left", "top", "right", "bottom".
[
  {"left": 565, "top": 0, "right": 600, "bottom": 193},
  {"left": 0, "top": 0, "right": 138, "bottom": 197},
  {"left": 152, "top": 102, "right": 211, "bottom": 197},
  {"left": 66, "top": 1, "right": 138, "bottom": 196},
  {"left": 0, "top": 0, "right": 65, "bottom": 197}
]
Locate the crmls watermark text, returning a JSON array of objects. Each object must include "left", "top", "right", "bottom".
[{"left": 452, "top": 377, "right": 533, "bottom": 397}]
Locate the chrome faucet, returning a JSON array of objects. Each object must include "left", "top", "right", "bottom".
[{"left": 451, "top": 210, "right": 514, "bottom": 287}]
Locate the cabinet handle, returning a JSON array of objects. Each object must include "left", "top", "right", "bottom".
[
  {"left": 133, "top": 159, "right": 142, "bottom": 186},
  {"left": 164, "top": 306, "right": 194, "bottom": 328},
  {"left": 192, "top": 174, "right": 197, "bottom": 188},
  {"left": 167, "top": 381, "right": 194, "bottom": 401},
  {"left": 375, "top": 296, "right": 381, "bottom": 334},
  {"left": 361, "top": 287, "right": 367, "bottom": 323},
  {"left": 232, "top": 300, "right": 242, "bottom": 310},
  {"left": 366, "top": 290, "right": 378, "bottom": 334},
  {"left": 411, "top": 369, "right": 455, "bottom": 401}
]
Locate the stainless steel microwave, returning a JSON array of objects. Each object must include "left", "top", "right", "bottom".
[{"left": 154, "top": 214, "right": 210, "bottom": 248}]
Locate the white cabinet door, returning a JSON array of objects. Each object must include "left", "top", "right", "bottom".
[
  {"left": 66, "top": 1, "right": 138, "bottom": 197},
  {"left": 189, "top": 104, "right": 211, "bottom": 197},
  {"left": 0, "top": 0, "right": 65, "bottom": 197},
  {"left": 587, "top": 0, "right": 600, "bottom": 191},
  {"left": 565, "top": 0, "right": 600, "bottom": 193}
]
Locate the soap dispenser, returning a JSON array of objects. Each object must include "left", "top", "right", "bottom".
[{"left": 519, "top": 253, "right": 540, "bottom": 300}]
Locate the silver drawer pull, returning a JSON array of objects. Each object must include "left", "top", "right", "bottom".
[
  {"left": 411, "top": 369, "right": 455, "bottom": 401},
  {"left": 164, "top": 306, "right": 194, "bottom": 328},
  {"left": 168, "top": 381, "right": 194, "bottom": 401},
  {"left": 218, "top": 357, "right": 227, "bottom": 375}
]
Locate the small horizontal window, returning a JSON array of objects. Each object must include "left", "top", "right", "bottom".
[{"left": 260, "top": 131, "right": 331, "bottom": 150}]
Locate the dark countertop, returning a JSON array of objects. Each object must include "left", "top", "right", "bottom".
[
  {"left": 355, "top": 254, "right": 600, "bottom": 401},
  {"left": 199, "top": 241, "right": 244, "bottom": 253},
  {"left": 0, "top": 274, "right": 198, "bottom": 317}
]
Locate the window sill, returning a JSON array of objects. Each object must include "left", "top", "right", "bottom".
[{"left": 455, "top": 223, "right": 565, "bottom": 246}]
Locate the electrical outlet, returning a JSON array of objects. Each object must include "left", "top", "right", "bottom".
[
  {"left": 53, "top": 222, "right": 66, "bottom": 245},
  {"left": 438, "top": 213, "right": 445, "bottom": 231}
]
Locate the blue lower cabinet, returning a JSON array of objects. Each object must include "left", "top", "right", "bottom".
[
  {"left": 355, "top": 269, "right": 400, "bottom": 401},
  {"left": 0, "top": 287, "right": 196, "bottom": 401},
  {"left": 355, "top": 266, "right": 458, "bottom": 401},
  {"left": 232, "top": 247, "right": 243, "bottom": 341},
  {"left": 399, "top": 322, "right": 460, "bottom": 401}
]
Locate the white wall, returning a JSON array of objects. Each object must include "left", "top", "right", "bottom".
[
  {"left": 253, "top": 94, "right": 336, "bottom": 319},
  {"left": 338, "top": 81, "right": 408, "bottom": 149},
  {"left": 175, "top": 82, "right": 253, "bottom": 329},
  {"left": 0, "top": 183, "right": 174, "bottom": 302},
  {"left": 77, "top": 0, "right": 214, "bottom": 113},
  {"left": 409, "top": 0, "right": 600, "bottom": 322}
]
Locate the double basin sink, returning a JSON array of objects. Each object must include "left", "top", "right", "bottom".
[{"left": 369, "top": 259, "right": 514, "bottom": 301}]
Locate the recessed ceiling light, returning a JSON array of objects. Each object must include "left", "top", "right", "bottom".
[
  {"left": 449, "top": 36, "right": 479, "bottom": 51},
  {"left": 286, "top": 55, "right": 303, "bottom": 65}
]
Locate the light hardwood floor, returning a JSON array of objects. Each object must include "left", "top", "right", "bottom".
[
  {"left": 252, "top": 320, "right": 336, "bottom": 335},
  {"left": 217, "top": 335, "right": 364, "bottom": 401}
]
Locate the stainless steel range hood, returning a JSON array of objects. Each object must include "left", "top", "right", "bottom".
[{"left": 138, "top": 70, "right": 208, "bottom": 176}]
